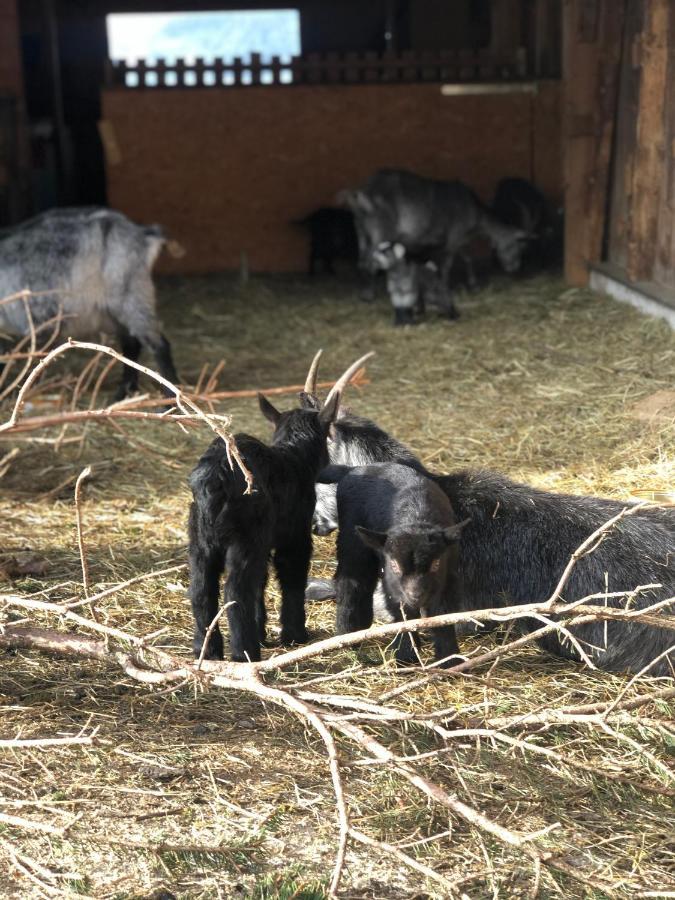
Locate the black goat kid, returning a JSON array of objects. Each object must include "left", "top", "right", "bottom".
[
  {"left": 187, "top": 352, "right": 371, "bottom": 662},
  {"left": 320, "top": 462, "right": 467, "bottom": 666}
]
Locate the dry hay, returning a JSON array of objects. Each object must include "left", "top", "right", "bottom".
[{"left": 0, "top": 272, "right": 674, "bottom": 899}]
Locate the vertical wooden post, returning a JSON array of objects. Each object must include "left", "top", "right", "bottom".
[
  {"left": 626, "top": 0, "right": 669, "bottom": 281},
  {"left": 563, "top": 0, "right": 626, "bottom": 285},
  {"left": 654, "top": 3, "right": 675, "bottom": 290},
  {"left": 42, "top": 0, "right": 70, "bottom": 201},
  {"left": 490, "top": 0, "right": 525, "bottom": 58}
]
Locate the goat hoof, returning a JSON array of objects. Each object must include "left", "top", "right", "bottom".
[
  {"left": 280, "top": 627, "right": 309, "bottom": 646},
  {"left": 436, "top": 655, "right": 463, "bottom": 669},
  {"left": 230, "top": 647, "right": 261, "bottom": 663},
  {"left": 193, "top": 631, "right": 224, "bottom": 660},
  {"left": 395, "top": 654, "right": 420, "bottom": 668}
]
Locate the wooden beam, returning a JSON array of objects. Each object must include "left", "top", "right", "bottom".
[
  {"left": 654, "top": 3, "right": 675, "bottom": 290},
  {"left": 626, "top": 0, "right": 669, "bottom": 281},
  {"left": 563, "top": 0, "right": 626, "bottom": 285}
]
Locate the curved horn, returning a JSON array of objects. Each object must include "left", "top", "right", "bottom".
[
  {"left": 303, "top": 349, "right": 323, "bottom": 396},
  {"left": 324, "top": 351, "right": 375, "bottom": 408}
]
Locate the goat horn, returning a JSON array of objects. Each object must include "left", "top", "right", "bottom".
[
  {"left": 324, "top": 351, "right": 375, "bottom": 407},
  {"left": 303, "top": 349, "right": 323, "bottom": 395}
]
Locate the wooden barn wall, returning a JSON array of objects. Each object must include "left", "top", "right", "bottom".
[
  {"left": 0, "top": 0, "right": 28, "bottom": 223},
  {"left": 608, "top": 0, "right": 675, "bottom": 291},
  {"left": 0, "top": 0, "right": 23, "bottom": 96},
  {"left": 102, "top": 81, "right": 562, "bottom": 274},
  {"left": 562, "top": 0, "right": 626, "bottom": 286}
]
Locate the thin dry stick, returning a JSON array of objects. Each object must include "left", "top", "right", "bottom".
[
  {"left": 602, "top": 645, "right": 675, "bottom": 718},
  {"left": 73, "top": 466, "right": 95, "bottom": 619},
  {"left": 0, "top": 288, "right": 65, "bottom": 308},
  {"left": 365, "top": 726, "right": 674, "bottom": 794},
  {"left": 335, "top": 718, "right": 549, "bottom": 852},
  {"left": 0, "top": 295, "right": 36, "bottom": 402},
  {"left": 0, "top": 308, "right": 66, "bottom": 401},
  {"left": 0, "top": 812, "right": 67, "bottom": 836},
  {"left": 252, "top": 595, "right": 675, "bottom": 675},
  {"left": 0, "top": 835, "right": 62, "bottom": 896},
  {"left": 544, "top": 502, "right": 651, "bottom": 608},
  {"left": 349, "top": 827, "right": 460, "bottom": 895},
  {"left": 0, "top": 734, "right": 96, "bottom": 749},
  {"left": 0, "top": 338, "right": 253, "bottom": 491},
  {"left": 484, "top": 685, "right": 675, "bottom": 729},
  {"left": 63, "top": 563, "right": 186, "bottom": 611},
  {"left": 195, "top": 604, "right": 233, "bottom": 671},
  {"left": 0, "top": 407, "right": 210, "bottom": 434}
]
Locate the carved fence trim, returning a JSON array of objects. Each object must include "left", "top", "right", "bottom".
[{"left": 105, "top": 49, "right": 528, "bottom": 90}]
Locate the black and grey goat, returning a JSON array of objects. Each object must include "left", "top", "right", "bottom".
[
  {"left": 320, "top": 462, "right": 467, "bottom": 666},
  {"left": 303, "top": 362, "right": 674, "bottom": 676},
  {"left": 187, "top": 352, "right": 372, "bottom": 662}
]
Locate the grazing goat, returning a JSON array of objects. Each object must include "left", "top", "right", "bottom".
[
  {"left": 187, "top": 352, "right": 372, "bottom": 662},
  {"left": 320, "top": 462, "right": 467, "bottom": 666},
  {"left": 343, "top": 169, "right": 529, "bottom": 295},
  {"left": 302, "top": 362, "right": 674, "bottom": 676},
  {"left": 0, "top": 206, "right": 179, "bottom": 398}
]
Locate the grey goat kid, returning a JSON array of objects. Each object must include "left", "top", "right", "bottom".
[
  {"left": 0, "top": 207, "right": 179, "bottom": 398},
  {"left": 319, "top": 462, "right": 467, "bottom": 666},
  {"left": 372, "top": 242, "right": 459, "bottom": 325}
]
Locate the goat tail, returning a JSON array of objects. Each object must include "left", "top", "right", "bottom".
[
  {"left": 317, "top": 464, "right": 352, "bottom": 484},
  {"left": 142, "top": 224, "right": 186, "bottom": 262}
]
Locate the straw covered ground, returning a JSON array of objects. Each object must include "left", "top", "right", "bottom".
[{"left": 1, "top": 272, "right": 674, "bottom": 899}]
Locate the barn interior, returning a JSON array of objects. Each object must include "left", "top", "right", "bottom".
[{"left": 1, "top": 2, "right": 674, "bottom": 898}]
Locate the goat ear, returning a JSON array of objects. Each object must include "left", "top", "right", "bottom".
[
  {"left": 318, "top": 390, "right": 340, "bottom": 428},
  {"left": 441, "top": 518, "right": 471, "bottom": 545},
  {"left": 258, "top": 393, "right": 282, "bottom": 426},
  {"left": 354, "top": 190, "right": 374, "bottom": 214},
  {"left": 356, "top": 526, "right": 388, "bottom": 551},
  {"left": 393, "top": 242, "right": 406, "bottom": 260}
]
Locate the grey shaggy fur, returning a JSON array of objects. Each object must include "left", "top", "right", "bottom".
[{"left": 0, "top": 207, "right": 178, "bottom": 395}]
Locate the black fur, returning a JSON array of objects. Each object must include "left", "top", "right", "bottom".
[
  {"left": 492, "top": 177, "right": 563, "bottom": 269},
  {"left": 188, "top": 392, "right": 337, "bottom": 662},
  {"left": 293, "top": 208, "right": 358, "bottom": 276},
  {"left": 313, "top": 411, "right": 426, "bottom": 535},
  {"left": 311, "top": 412, "right": 674, "bottom": 676},
  {"left": 438, "top": 469, "right": 674, "bottom": 673},
  {"left": 320, "top": 463, "right": 466, "bottom": 666}
]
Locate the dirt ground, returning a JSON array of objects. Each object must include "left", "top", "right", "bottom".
[{"left": 1, "top": 271, "right": 674, "bottom": 899}]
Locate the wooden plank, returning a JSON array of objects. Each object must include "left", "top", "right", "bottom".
[
  {"left": 651, "top": 1, "right": 675, "bottom": 290},
  {"left": 563, "top": 0, "right": 626, "bottom": 285},
  {"left": 607, "top": 0, "right": 642, "bottom": 271},
  {"left": 626, "top": 0, "right": 669, "bottom": 281}
]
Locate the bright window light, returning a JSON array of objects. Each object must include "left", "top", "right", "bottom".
[{"left": 107, "top": 10, "right": 301, "bottom": 63}]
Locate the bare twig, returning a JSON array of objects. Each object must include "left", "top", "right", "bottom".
[{"left": 73, "top": 466, "right": 95, "bottom": 618}]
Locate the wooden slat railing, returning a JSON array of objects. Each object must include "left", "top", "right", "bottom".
[{"left": 105, "top": 49, "right": 528, "bottom": 90}]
